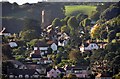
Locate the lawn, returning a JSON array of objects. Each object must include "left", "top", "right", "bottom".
[{"left": 65, "top": 5, "right": 97, "bottom": 16}]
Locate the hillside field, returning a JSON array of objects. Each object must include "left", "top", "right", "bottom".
[{"left": 65, "top": 5, "right": 97, "bottom": 16}]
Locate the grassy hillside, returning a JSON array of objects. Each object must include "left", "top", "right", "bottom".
[{"left": 65, "top": 5, "right": 97, "bottom": 16}]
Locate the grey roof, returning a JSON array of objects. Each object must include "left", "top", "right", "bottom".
[
  {"left": 7, "top": 69, "right": 40, "bottom": 75},
  {"left": 6, "top": 60, "right": 25, "bottom": 67}
]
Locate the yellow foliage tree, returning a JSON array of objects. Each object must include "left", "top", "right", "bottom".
[{"left": 90, "top": 24, "right": 101, "bottom": 39}]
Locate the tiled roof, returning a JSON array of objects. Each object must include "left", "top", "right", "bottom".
[{"left": 36, "top": 41, "right": 48, "bottom": 47}]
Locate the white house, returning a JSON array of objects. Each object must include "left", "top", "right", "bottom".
[
  {"left": 33, "top": 46, "right": 48, "bottom": 56},
  {"left": 80, "top": 43, "right": 99, "bottom": 52},
  {"left": 58, "top": 33, "right": 70, "bottom": 47},
  {"left": 58, "top": 39, "right": 68, "bottom": 47},
  {"left": 50, "top": 43, "right": 57, "bottom": 51}
]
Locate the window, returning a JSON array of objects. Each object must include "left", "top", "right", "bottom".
[{"left": 91, "top": 45, "right": 93, "bottom": 47}]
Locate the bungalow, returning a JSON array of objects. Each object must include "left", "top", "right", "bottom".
[{"left": 80, "top": 43, "right": 99, "bottom": 52}]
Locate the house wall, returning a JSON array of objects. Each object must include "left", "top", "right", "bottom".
[
  {"left": 47, "top": 69, "right": 61, "bottom": 78},
  {"left": 51, "top": 43, "right": 57, "bottom": 51}
]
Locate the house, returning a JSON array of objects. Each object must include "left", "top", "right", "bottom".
[
  {"left": 46, "top": 66, "right": 65, "bottom": 78},
  {"left": 25, "top": 64, "right": 46, "bottom": 75},
  {"left": 6, "top": 60, "right": 27, "bottom": 69},
  {"left": 39, "top": 57, "right": 53, "bottom": 64},
  {"left": 58, "top": 33, "right": 70, "bottom": 47},
  {"left": 47, "top": 40, "right": 58, "bottom": 54},
  {"left": 4, "top": 60, "right": 42, "bottom": 79},
  {"left": 47, "top": 28, "right": 57, "bottom": 40},
  {"left": 72, "top": 68, "right": 90, "bottom": 78},
  {"left": 50, "top": 43, "right": 57, "bottom": 51},
  {"left": 7, "top": 69, "right": 40, "bottom": 79},
  {"left": 95, "top": 73, "right": 112, "bottom": 79},
  {"left": 30, "top": 42, "right": 48, "bottom": 58},
  {"left": 80, "top": 43, "right": 99, "bottom": 52},
  {"left": 65, "top": 65, "right": 91, "bottom": 78},
  {"left": 30, "top": 47, "right": 41, "bottom": 60},
  {"left": 58, "top": 39, "right": 68, "bottom": 47},
  {"left": 47, "top": 40, "right": 58, "bottom": 51}
]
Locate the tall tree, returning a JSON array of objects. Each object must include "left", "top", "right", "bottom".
[
  {"left": 67, "top": 16, "right": 79, "bottom": 30},
  {"left": 107, "top": 30, "right": 116, "bottom": 42},
  {"left": 52, "top": 18, "right": 62, "bottom": 28},
  {"left": 90, "top": 24, "right": 101, "bottom": 39}
]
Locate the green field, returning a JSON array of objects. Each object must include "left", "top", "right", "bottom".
[{"left": 65, "top": 5, "right": 97, "bottom": 16}]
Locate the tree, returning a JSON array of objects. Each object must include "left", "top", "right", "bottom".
[
  {"left": 61, "top": 25, "right": 70, "bottom": 33},
  {"left": 28, "top": 39, "right": 39, "bottom": 47},
  {"left": 100, "top": 3, "right": 120, "bottom": 20},
  {"left": 104, "top": 52, "right": 116, "bottom": 62},
  {"left": 105, "top": 42, "right": 120, "bottom": 52},
  {"left": 19, "top": 30, "right": 39, "bottom": 41},
  {"left": 67, "top": 16, "right": 79, "bottom": 30},
  {"left": 116, "top": 33, "right": 120, "bottom": 39},
  {"left": 100, "top": 30, "right": 108, "bottom": 40},
  {"left": 2, "top": 44, "right": 13, "bottom": 60},
  {"left": 112, "top": 55, "right": 120, "bottom": 74},
  {"left": 12, "top": 47, "right": 25, "bottom": 55},
  {"left": 107, "top": 30, "right": 116, "bottom": 42},
  {"left": 12, "top": 2, "right": 19, "bottom": 10},
  {"left": 23, "top": 19, "right": 41, "bottom": 38},
  {"left": 64, "top": 16, "right": 70, "bottom": 25},
  {"left": 69, "top": 49, "right": 82, "bottom": 62},
  {"left": 90, "top": 24, "right": 101, "bottom": 39},
  {"left": 23, "top": 18, "right": 40, "bottom": 31},
  {"left": 82, "top": 18, "right": 91, "bottom": 27},
  {"left": 67, "top": 74, "right": 77, "bottom": 79},
  {"left": 52, "top": 18, "right": 62, "bottom": 28},
  {"left": 90, "top": 11, "right": 100, "bottom": 21},
  {"left": 76, "top": 13, "right": 83, "bottom": 22}
]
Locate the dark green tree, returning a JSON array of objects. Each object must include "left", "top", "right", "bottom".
[
  {"left": 67, "top": 16, "right": 79, "bottom": 30},
  {"left": 52, "top": 18, "right": 62, "bottom": 28},
  {"left": 107, "top": 30, "right": 116, "bottom": 42},
  {"left": 19, "top": 30, "right": 39, "bottom": 41},
  {"left": 100, "top": 30, "right": 108, "bottom": 40}
]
